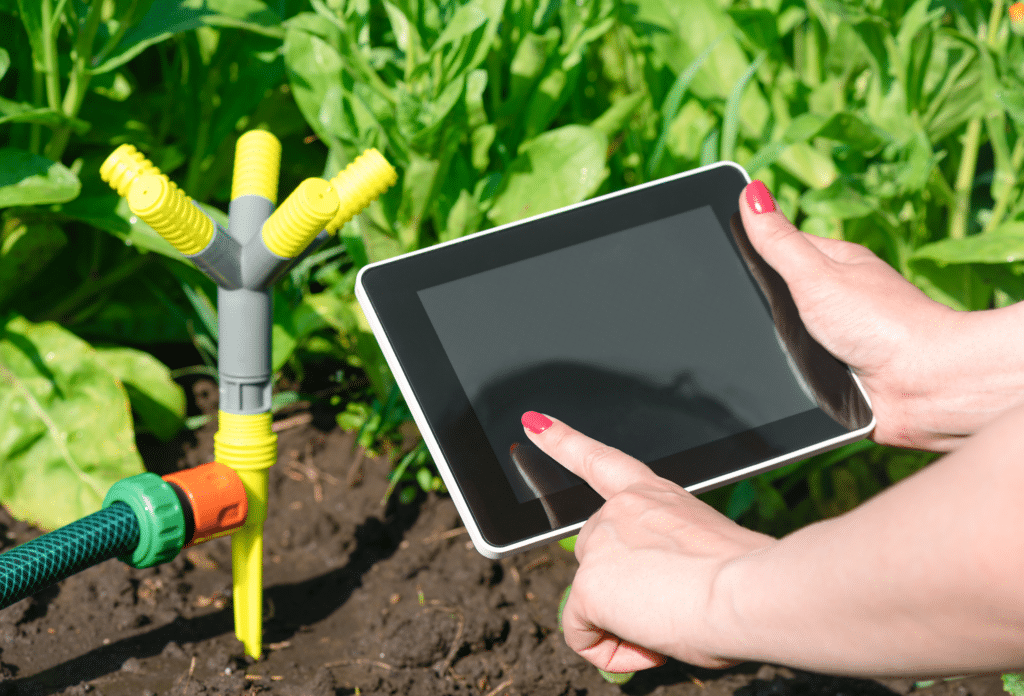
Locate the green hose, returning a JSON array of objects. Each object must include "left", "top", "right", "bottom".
[
  {"left": 0, "top": 472, "right": 188, "bottom": 611},
  {"left": 0, "top": 502, "right": 139, "bottom": 610}
]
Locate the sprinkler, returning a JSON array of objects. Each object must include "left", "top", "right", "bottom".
[{"left": 0, "top": 131, "right": 397, "bottom": 660}]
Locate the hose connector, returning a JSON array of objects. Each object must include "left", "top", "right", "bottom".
[
  {"left": 326, "top": 149, "right": 398, "bottom": 233},
  {"left": 163, "top": 462, "right": 248, "bottom": 546},
  {"left": 99, "top": 144, "right": 162, "bottom": 197},
  {"left": 232, "top": 130, "right": 282, "bottom": 204},
  {"left": 260, "top": 178, "right": 339, "bottom": 258},
  {"left": 128, "top": 173, "right": 215, "bottom": 256},
  {"left": 103, "top": 473, "right": 187, "bottom": 569}
]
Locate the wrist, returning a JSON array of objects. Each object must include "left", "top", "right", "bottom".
[{"left": 873, "top": 302, "right": 1024, "bottom": 451}]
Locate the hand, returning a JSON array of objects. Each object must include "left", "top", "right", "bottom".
[
  {"left": 522, "top": 412, "right": 774, "bottom": 673},
  {"left": 739, "top": 182, "right": 1016, "bottom": 451}
]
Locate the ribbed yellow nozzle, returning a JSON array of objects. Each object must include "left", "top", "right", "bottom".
[
  {"left": 100, "top": 144, "right": 162, "bottom": 197},
  {"left": 232, "top": 130, "right": 282, "bottom": 204},
  {"left": 326, "top": 149, "right": 398, "bottom": 233},
  {"left": 261, "top": 178, "right": 340, "bottom": 258},
  {"left": 214, "top": 410, "right": 277, "bottom": 659},
  {"left": 127, "top": 173, "right": 214, "bottom": 256}
]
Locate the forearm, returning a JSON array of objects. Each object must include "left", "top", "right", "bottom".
[
  {"left": 712, "top": 405, "right": 1024, "bottom": 676},
  {"left": 877, "top": 301, "right": 1024, "bottom": 451}
]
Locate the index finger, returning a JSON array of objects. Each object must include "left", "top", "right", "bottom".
[{"left": 521, "top": 412, "right": 658, "bottom": 499}]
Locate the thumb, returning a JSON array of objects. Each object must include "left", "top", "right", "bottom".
[{"left": 737, "top": 181, "right": 829, "bottom": 283}]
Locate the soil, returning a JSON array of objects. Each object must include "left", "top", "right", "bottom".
[{"left": 0, "top": 378, "right": 1011, "bottom": 696}]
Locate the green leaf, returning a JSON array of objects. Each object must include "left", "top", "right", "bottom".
[
  {"left": 93, "top": 347, "right": 185, "bottom": 442},
  {"left": 912, "top": 233, "right": 1024, "bottom": 265},
  {"left": 590, "top": 92, "right": 645, "bottom": 139},
  {"left": 800, "top": 178, "right": 876, "bottom": 220},
  {"left": 283, "top": 28, "right": 347, "bottom": 144},
  {"left": 14, "top": 0, "right": 46, "bottom": 70},
  {"left": 0, "top": 315, "right": 145, "bottom": 530},
  {"left": 272, "top": 292, "right": 329, "bottom": 373},
  {"left": 431, "top": 0, "right": 488, "bottom": 51},
  {"left": 1002, "top": 673, "right": 1024, "bottom": 696},
  {"left": 729, "top": 8, "right": 781, "bottom": 57},
  {"left": 487, "top": 125, "right": 608, "bottom": 226},
  {"left": 0, "top": 222, "right": 67, "bottom": 308},
  {"left": 0, "top": 149, "right": 81, "bottom": 207},
  {"left": 0, "top": 47, "right": 9, "bottom": 80},
  {"left": 93, "top": 0, "right": 283, "bottom": 74},
  {"left": 0, "top": 98, "right": 91, "bottom": 132}
]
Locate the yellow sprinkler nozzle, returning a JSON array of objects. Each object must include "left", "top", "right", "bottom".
[
  {"left": 261, "top": 178, "right": 340, "bottom": 259},
  {"left": 127, "top": 173, "right": 214, "bottom": 256},
  {"left": 100, "top": 144, "right": 162, "bottom": 197},
  {"left": 325, "top": 149, "right": 398, "bottom": 233},
  {"left": 232, "top": 130, "right": 282, "bottom": 204},
  {"left": 213, "top": 410, "right": 277, "bottom": 659}
]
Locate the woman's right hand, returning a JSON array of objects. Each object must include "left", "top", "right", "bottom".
[{"left": 739, "top": 181, "right": 1024, "bottom": 451}]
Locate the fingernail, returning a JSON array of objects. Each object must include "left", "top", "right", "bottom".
[
  {"left": 522, "top": 411, "right": 552, "bottom": 434},
  {"left": 746, "top": 180, "right": 776, "bottom": 214}
]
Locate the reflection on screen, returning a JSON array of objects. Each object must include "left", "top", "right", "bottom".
[{"left": 417, "top": 206, "right": 817, "bottom": 503}]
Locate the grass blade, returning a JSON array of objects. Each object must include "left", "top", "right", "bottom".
[
  {"left": 647, "top": 35, "right": 724, "bottom": 178},
  {"left": 720, "top": 51, "right": 765, "bottom": 163}
]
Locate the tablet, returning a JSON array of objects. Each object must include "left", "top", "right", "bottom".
[{"left": 356, "top": 161, "right": 874, "bottom": 558}]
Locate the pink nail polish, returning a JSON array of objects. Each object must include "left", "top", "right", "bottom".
[
  {"left": 522, "top": 411, "right": 552, "bottom": 434},
  {"left": 746, "top": 180, "right": 776, "bottom": 214}
]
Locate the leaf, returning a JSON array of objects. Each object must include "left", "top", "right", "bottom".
[
  {"left": 0, "top": 98, "right": 91, "bottom": 132},
  {"left": 93, "top": 347, "right": 185, "bottom": 442},
  {"left": 271, "top": 292, "right": 329, "bottom": 373},
  {"left": 0, "top": 149, "right": 81, "bottom": 207},
  {"left": 0, "top": 47, "right": 9, "bottom": 81},
  {"left": 729, "top": 8, "right": 781, "bottom": 57},
  {"left": 590, "top": 92, "right": 645, "bottom": 139},
  {"left": 283, "top": 27, "right": 347, "bottom": 144},
  {"left": 93, "top": 0, "right": 283, "bottom": 74},
  {"left": 0, "top": 315, "right": 145, "bottom": 530},
  {"left": 487, "top": 125, "right": 608, "bottom": 226},
  {"left": 0, "top": 222, "right": 67, "bottom": 308},
  {"left": 912, "top": 233, "right": 1024, "bottom": 265},
  {"left": 800, "top": 178, "right": 876, "bottom": 220},
  {"left": 14, "top": 0, "right": 46, "bottom": 70},
  {"left": 1002, "top": 673, "right": 1024, "bottom": 696}
]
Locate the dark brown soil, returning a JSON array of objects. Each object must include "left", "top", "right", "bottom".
[{"left": 0, "top": 380, "right": 1010, "bottom": 696}]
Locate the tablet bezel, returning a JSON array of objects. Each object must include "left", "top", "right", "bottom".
[{"left": 356, "top": 161, "right": 875, "bottom": 558}]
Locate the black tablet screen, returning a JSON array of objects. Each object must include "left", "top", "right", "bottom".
[{"left": 417, "top": 205, "right": 818, "bottom": 503}]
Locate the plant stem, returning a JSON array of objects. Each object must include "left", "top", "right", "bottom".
[
  {"left": 40, "top": 254, "right": 153, "bottom": 324},
  {"left": 950, "top": 1, "right": 1006, "bottom": 240},
  {"left": 984, "top": 133, "right": 1024, "bottom": 234},
  {"left": 40, "top": 0, "right": 62, "bottom": 112},
  {"left": 45, "top": 0, "right": 103, "bottom": 162}
]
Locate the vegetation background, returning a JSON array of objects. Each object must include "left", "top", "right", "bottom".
[{"left": 2, "top": 0, "right": 1022, "bottom": 542}]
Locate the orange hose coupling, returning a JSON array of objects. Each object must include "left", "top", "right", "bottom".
[{"left": 162, "top": 462, "right": 248, "bottom": 546}]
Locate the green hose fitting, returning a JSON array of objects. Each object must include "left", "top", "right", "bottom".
[{"left": 102, "top": 472, "right": 187, "bottom": 569}]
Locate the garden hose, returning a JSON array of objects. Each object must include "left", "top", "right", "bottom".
[{"left": 0, "top": 463, "right": 247, "bottom": 612}]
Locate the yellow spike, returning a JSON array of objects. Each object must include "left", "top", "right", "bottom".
[
  {"left": 100, "top": 144, "right": 161, "bottom": 197},
  {"left": 326, "top": 149, "right": 398, "bottom": 233},
  {"left": 232, "top": 130, "right": 282, "bottom": 204},
  {"left": 260, "top": 178, "right": 339, "bottom": 258},
  {"left": 127, "top": 173, "right": 213, "bottom": 256},
  {"left": 214, "top": 411, "right": 277, "bottom": 659}
]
